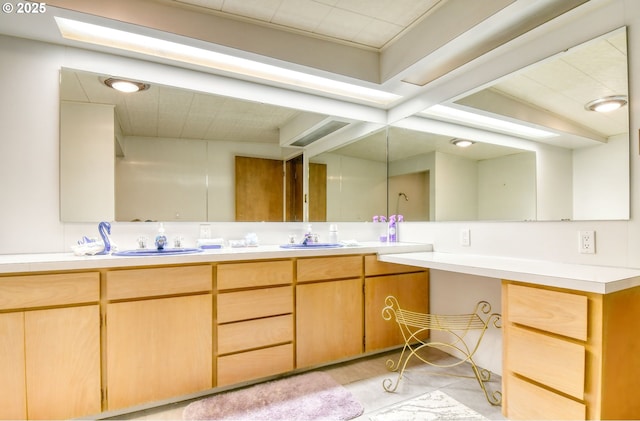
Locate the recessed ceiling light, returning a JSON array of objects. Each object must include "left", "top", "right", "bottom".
[
  {"left": 55, "top": 17, "right": 401, "bottom": 106},
  {"left": 103, "top": 77, "right": 149, "bottom": 93},
  {"left": 451, "top": 138, "right": 474, "bottom": 147},
  {"left": 585, "top": 95, "right": 628, "bottom": 112}
]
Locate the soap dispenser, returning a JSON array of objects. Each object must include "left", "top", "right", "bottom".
[
  {"left": 155, "top": 223, "right": 167, "bottom": 250},
  {"left": 329, "top": 224, "right": 339, "bottom": 244}
]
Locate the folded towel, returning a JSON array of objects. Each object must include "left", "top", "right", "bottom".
[{"left": 72, "top": 237, "right": 105, "bottom": 256}]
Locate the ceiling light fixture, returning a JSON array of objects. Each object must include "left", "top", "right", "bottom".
[
  {"left": 103, "top": 77, "right": 149, "bottom": 93},
  {"left": 585, "top": 95, "right": 627, "bottom": 112},
  {"left": 54, "top": 17, "right": 401, "bottom": 106},
  {"left": 451, "top": 138, "right": 474, "bottom": 148},
  {"left": 420, "top": 105, "right": 557, "bottom": 139}
]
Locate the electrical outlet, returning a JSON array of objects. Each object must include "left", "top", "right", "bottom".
[
  {"left": 460, "top": 228, "right": 470, "bottom": 247},
  {"left": 579, "top": 230, "right": 595, "bottom": 254}
]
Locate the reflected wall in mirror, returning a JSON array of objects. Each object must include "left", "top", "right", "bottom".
[
  {"left": 396, "top": 27, "right": 629, "bottom": 221},
  {"left": 388, "top": 126, "right": 536, "bottom": 221},
  {"left": 309, "top": 128, "right": 387, "bottom": 222},
  {"left": 60, "top": 68, "right": 323, "bottom": 222}
]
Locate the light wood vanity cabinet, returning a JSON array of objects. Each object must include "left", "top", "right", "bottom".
[
  {"left": 216, "top": 260, "right": 294, "bottom": 386},
  {"left": 105, "top": 265, "right": 213, "bottom": 411},
  {"left": 0, "top": 272, "right": 101, "bottom": 420},
  {"left": 364, "top": 255, "right": 429, "bottom": 352},
  {"left": 296, "top": 255, "right": 364, "bottom": 368},
  {"left": 0, "top": 251, "right": 431, "bottom": 419},
  {"left": 503, "top": 281, "right": 640, "bottom": 420},
  {"left": 503, "top": 282, "right": 589, "bottom": 419}
]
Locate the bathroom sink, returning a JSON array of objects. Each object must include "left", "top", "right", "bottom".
[
  {"left": 279, "top": 243, "right": 343, "bottom": 249},
  {"left": 112, "top": 248, "right": 203, "bottom": 256}
]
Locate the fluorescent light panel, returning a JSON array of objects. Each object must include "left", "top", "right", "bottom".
[
  {"left": 54, "top": 17, "right": 400, "bottom": 106},
  {"left": 421, "top": 104, "right": 558, "bottom": 139}
]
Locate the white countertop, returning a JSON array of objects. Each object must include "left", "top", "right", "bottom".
[
  {"left": 0, "top": 242, "right": 432, "bottom": 274},
  {"left": 379, "top": 251, "right": 640, "bottom": 294},
  {"left": 6, "top": 244, "right": 638, "bottom": 294}
]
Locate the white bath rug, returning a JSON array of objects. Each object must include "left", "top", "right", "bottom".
[{"left": 368, "top": 390, "right": 488, "bottom": 421}]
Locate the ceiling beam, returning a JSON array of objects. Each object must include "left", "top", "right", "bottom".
[{"left": 457, "top": 89, "right": 607, "bottom": 143}]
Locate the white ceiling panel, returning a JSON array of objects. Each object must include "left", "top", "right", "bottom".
[{"left": 167, "top": 0, "right": 444, "bottom": 49}]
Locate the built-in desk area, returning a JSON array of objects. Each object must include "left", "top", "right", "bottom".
[
  {"left": 379, "top": 251, "right": 640, "bottom": 294},
  {"left": 381, "top": 251, "right": 640, "bottom": 420}
]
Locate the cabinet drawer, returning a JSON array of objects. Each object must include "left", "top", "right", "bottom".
[
  {"left": 217, "top": 260, "right": 292, "bottom": 290},
  {"left": 106, "top": 265, "right": 212, "bottom": 300},
  {"left": 0, "top": 272, "right": 99, "bottom": 310},
  {"left": 297, "top": 255, "right": 362, "bottom": 282},
  {"left": 218, "top": 314, "right": 293, "bottom": 355},
  {"left": 217, "top": 286, "right": 292, "bottom": 323},
  {"left": 217, "top": 343, "right": 293, "bottom": 386},
  {"left": 506, "top": 373, "right": 586, "bottom": 420},
  {"left": 364, "top": 255, "right": 422, "bottom": 276},
  {"left": 506, "top": 283, "right": 587, "bottom": 341},
  {"left": 507, "top": 325, "right": 585, "bottom": 399}
]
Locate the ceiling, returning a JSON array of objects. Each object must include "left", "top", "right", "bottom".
[
  {"left": 160, "top": 0, "right": 444, "bottom": 50},
  {"left": 60, "top": 68, "right": 303, "bottom": 144},
  {"left": 456, "top": 28, "right": 628, "bottom": 143}
]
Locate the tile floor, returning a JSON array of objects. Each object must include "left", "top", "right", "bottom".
[{"left": 106, "top": 348, "right": 506, "bottom": 420}]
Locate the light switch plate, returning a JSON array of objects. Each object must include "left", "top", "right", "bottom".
[{"left": 460, "top": 228, "right": 470, "bottom": 247}]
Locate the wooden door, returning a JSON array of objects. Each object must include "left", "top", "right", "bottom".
[
  {"left": 309, "top": 162, "right": 327, "bottom": 221},
  {"left": 0, "top": 312, "right": 26, "bottom": 420},
  {"left": 296, "top": 278, "right": 363, "bottom": 368},
  {"left": 235, "top": 156, "right": 283, "bottom": 221},
  {"left": 364, "top": 272, "right": 429, "bottom": 352},
  {"left": 106, "top": 294, "right": 212, "bottom": 410},
  {"left": 285, "top": 155, "right": 303, "bottom": 222},
  {"left": 25, "top": 305, "right": 101, "bottom": 420}
]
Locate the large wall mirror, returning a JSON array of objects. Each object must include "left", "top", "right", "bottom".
[
  {"left": 390, "top": 27, "right": 629, "bottom": 221},
  {"left": 60, "top": 27, "right": 629, "bottom": 224}
]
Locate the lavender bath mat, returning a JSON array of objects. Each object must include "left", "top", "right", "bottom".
[{"left": 183, "top": 371, "right": 364, "bottom": 420}]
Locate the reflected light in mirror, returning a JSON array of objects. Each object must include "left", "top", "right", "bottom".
[
  {"left": 103, "top": 77, "right": 149, "bottom": 93},
  {"left": 451, "top": 139, "right": 474, "bottom": 148},
  {"left": 584, "top": 95, "right": 628, "bottom": 112},
  {"left": 54, "top": 17, "right": 401, "bottom": 106},
  {"left": 420, "top": 104, "right": 558, "bottom": 139}
]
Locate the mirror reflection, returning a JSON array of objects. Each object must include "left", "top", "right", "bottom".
[
  {"left": 60, "top": 27, "right": 629, "bottom": 224},
  {"left": 60, "top": 68, "right": 324, "bottom": 222},
  {"left": 309, "top": 129, "right": 387, "bottom": 222},
  {"left": 393, "top": 27, "right": 629, "bottom": 221},
  {"left": 387, "top": 126, "right": 536, "bottom": 221}
]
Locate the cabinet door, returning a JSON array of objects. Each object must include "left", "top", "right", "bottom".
[
  {"left": 25, "top": 305, "right": 101, "bottom": 420},
  {"left": 106, "top": 294, "right": 212, "bottom": 410},
  {"left": 365, "top": 272, "right": 429, "bottom": 352},
  {"left": 296, "top": 278, "right": 363, "bottom": 368},
  {"left": 0, "top": 312, "right": 26, "bottom": 420}
]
